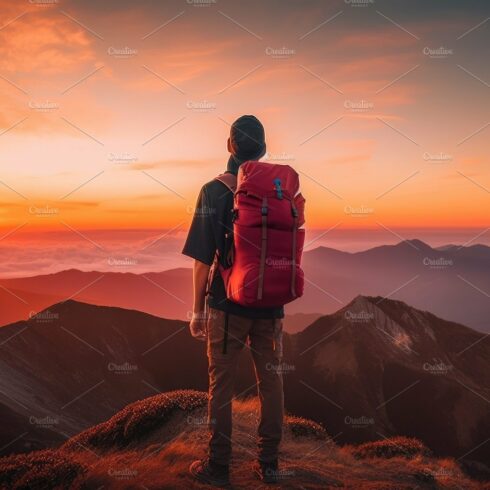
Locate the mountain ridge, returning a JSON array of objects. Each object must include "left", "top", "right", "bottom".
[{"left": 0, "top": 296, "right": 488, "bottom": 467}]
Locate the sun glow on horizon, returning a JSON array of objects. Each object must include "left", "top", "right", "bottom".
[{"left": 1, "top": 0, "right": 488, "bottom": 238}]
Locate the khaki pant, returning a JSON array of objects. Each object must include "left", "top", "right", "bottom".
[{"left": 206, "top": 308, "right": 284, "bottom": 465}]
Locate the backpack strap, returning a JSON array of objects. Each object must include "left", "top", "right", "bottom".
[
  {"left": 214, "top": 173, "right": 237, "bottom": 355},
  {"left": 215, "top": 172, "right": 237, "bottom": 193},
  {"left": 290, "top": 200, "right": 298, "bottom": 298},
  {"left": 205, "top": 173, "right": 237, "bottom": 310},
  {"left": 257, "top": 196, "right": 268, "bottom": 300}
]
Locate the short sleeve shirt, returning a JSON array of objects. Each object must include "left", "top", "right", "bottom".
[{"left": 182, "top": 157, "right": 284, "bottom": 319}]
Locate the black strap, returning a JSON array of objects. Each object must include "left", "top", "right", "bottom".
[
  {"left": 291, "top": 202, "right": 298, "bottom": 298},
  {"left": 257, "top": 196, "right": 268, "bottom": 300},
  {"left": 222, "top": 312, "right": 229, "bottom": 354}
]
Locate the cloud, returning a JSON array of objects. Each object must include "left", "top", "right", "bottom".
[
  {"left": 0, "top": 227, "right": 190, "bottom": 277},
  {"left": 0, "top": 7, "right": 96, "bottom": 75},
  {"left": 0, "top": 4, "right": 112, "bottom": 134}
]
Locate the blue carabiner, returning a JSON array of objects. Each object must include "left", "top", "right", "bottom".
[{"left": 273, "top": 178, "right": 283, "bottom": 199}]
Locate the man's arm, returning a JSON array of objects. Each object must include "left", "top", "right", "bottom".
[
  {"left": 182, "top": 185, "right": 216, "bottom": 340},
  {"left": 189, "top": 260, "right": 211, "bottom": 340},
  {"left": 192, "top": 258, "right": 210, "bottom": 314}
]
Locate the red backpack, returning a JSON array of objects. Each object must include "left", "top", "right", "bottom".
[{"left": 213, "top": 161, "right": 305, "bottom": 307}]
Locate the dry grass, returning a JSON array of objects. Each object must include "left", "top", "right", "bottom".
[{"left": 0, "top": 390, "right": 485, "bottom": 489}]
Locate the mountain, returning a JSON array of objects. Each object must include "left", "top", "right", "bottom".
[
  {"left": 1, "top": 240, "right": 488, "bottom": 332},
  {"left": 283, "top": 311, "right": 322, "bottom": 333},
  {"left": 0, "top": 268, "right": 193, "bottom": 327},
  {"left": 284, "top": 295, "right": 490, "bottom": 466},
  {"left": 0, "top": 300, "right": 208, "bottom": 455},
  {"left": 0, "top": 287, "right": 63, "bottom": 327},
  {"left": 293, "top": 240, "right": 490, "bottom": 332},
  {"left": 0, "top": 297, "right": 488, "bottom": 468},
  {"left": 0, "top": 268, "right": 319, "bottom": 334},
  {"left": 0, "top": 390, "right": 483, "bottom": 489}
]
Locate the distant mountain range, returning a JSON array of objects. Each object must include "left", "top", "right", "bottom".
[
  {"left": 296, "top": 239, "right": 490, "bottom": 332},
  {"left": 0, "top": 297, "right": 488, "bottom": 467},
  {"left": 1, "top": 240, "right": 488, "bottom": 332},
  {"left": 0, "top": 268, "right": 191, "bottom": 328}
]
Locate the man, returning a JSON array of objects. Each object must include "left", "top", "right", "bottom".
[{"left": 183, "top": 115, "right": 285, "bottom": 486}]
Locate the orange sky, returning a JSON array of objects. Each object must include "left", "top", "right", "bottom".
[{"left": 0, "top": 0, "right": 489, "bottom": 242}]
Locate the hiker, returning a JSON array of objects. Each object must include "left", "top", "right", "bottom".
[{"left": 183, "top": 115, "right": 305, "bottom": 486}]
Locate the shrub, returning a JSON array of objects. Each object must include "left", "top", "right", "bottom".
[{"left": 351, "top": 436, "right": 431, "bottom": 459}]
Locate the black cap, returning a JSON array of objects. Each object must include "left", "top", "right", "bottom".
[{"left": 229, "top": 115, "right": 266, "bottom": 160}]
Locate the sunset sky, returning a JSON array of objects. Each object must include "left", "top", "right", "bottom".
[{"left": 0, "top": 0, "right": 489, "bottom": 276}]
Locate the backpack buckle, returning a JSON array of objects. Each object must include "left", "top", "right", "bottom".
[{"left": 261, "top": 206, "right": 268, "bottom": 216}]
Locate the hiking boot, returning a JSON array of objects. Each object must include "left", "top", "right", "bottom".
[
  {"left": 254, "top": 460, "right": 280, "bottom": 484},
  {"left": 189, "top": 458, "right": 230, "bottom": 487}
]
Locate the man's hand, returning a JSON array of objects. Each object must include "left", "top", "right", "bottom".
[{"left": 189, "top": 311, "right": 207, "bottom": 341}]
